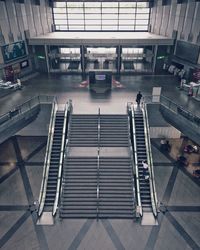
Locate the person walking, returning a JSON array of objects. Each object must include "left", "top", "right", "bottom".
[{"left": 136, "top": 91, "right": 142, "bottom": 105}]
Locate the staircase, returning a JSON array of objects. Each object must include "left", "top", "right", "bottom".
[
  {"left": 99, "top": 157, "right": 134, "bottom": 218},
  {"left": 60, "top": 113, "right": 135, "bottom": 219},
  {"left": 134, "top": 109, "right": 151, "bottom": 212},
  {"left": 100, "top": 115, "right": 129, "bottom": 147},
  {"left": 43, "top": 111, "right": 65, "bottom": 212},
  {"left": 69, "top": 115, "right": 98, "bottom": 147},
  {"left": 60, "top": 157, "right": 97, "bottom": 218}
]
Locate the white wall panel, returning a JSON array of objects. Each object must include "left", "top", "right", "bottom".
[
  {"left": 32, "top": 5, "right": 43, "bottom": 35},
  {"left": 21, "top": 4, "right": 28, "bottom": 31},
  {"left": 150, "top": 7, "right": 157, "bottom": 32},
  {"left": 154, "top": 6, "right": 163, "bottom": 34},
  {"left": 0, "top": 20, "right": 9, "bottom": 44},
  {"left": 25, "top": 0, "right": 36, "bottom": 37},
  {"left": 160, "top": 6, "right": 170, "bottom": 36},
  {"left": 166, "top": 2, "right": 177, "bottom": 37},
  {"left": 150, "top": 126, "right": 181, "bottom": 139}
]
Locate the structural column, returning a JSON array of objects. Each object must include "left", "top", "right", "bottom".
[
  {"left": 116, "top": 45, "right": 122, "bottom": 75},
  {"left": 44, "top": 45, "right": 50, "bottom": 73},
  {"left": 152, "top": 45, "right": 158, "bottom": 73},
  {"left": 80, "top": 45, "right": 86, "bottom": 73}
]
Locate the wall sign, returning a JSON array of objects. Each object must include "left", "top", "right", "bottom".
[{"left": 1, "top": 41, "right": 26, "bottom": 63}]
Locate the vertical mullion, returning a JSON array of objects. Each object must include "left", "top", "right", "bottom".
[
  {"left": 66, "top": 2, "right": 69, "bottom": 30},
  {"left": 101, "top": 2, "right": 102, "bottom": 31},
  {"left": 52, "top": 2, "right": 55, "bottom": 30},
  {"left": 135, "top": 1, "right": 137, "bottom": 31},
  {"left": 148, "top": 2, "right": 151, "bottom": 32},
  {"left": 83, "top": 2, "right": 85, "bottom": 30},
  {"left": 117, "top": 2, "right": 119, "bottom": 30}
]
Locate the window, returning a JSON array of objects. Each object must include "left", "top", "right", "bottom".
[{"left": 53, "top": 1, "right": 150, "bottom": 31}]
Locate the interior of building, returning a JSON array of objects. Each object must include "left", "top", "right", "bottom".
[{"left": 0, "top": 0, "right": 200, "bottom": 250}]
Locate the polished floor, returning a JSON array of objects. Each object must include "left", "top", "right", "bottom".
[
  {"left": 0, "top": 74, "right": 200, "bottom": 250},
  {"left": 0, "top": 74, "right": 199, "bottom": 116}
]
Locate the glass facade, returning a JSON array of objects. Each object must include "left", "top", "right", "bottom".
[{"left": 53, "top": 1, "right": 150, "bottom": 31}]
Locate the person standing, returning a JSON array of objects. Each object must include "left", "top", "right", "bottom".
[
  {"left": 142, "top": 160, "right": 149, "bottom": 180},
  {"left": 136, "top": 91, "right": 142, "bottom": 105}
]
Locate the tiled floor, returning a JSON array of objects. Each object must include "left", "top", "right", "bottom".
[{"left": 0, "top": 73, "right": 200, "bottom": 250}]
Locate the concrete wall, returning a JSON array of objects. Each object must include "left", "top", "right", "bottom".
[
  {"left": 150, "top": 0, "right": 200, "bottom": 71},
  {"left": 150, "top": 126, "right": 181, "bottom": 139},
  {"left": 0, "top": 0, "right": 52, "bottom": 77},
  {"left": 150, "top": 0, "right": 200, "bottom": 45},
  {"left": 0, "top": 0, "right": 52, "bottom": 45}
]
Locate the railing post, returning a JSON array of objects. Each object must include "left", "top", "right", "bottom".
[{"left": 97, "top": 107, "right": 100, "bottom": 220}]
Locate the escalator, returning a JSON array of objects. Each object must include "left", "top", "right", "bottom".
[
  {"left": 38, "top": 101, "right": 71, "bottom": 217},
  {"left": 134, "top": 109, "right": 151, "bottom": 212},
  {"left": 42, "top": 111, "right": 65, "bottom": 211},
  {"left": 128, "top": 103, "right": 158, "bottom": 223}
]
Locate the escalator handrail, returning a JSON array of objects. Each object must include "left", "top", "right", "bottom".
[
  {"left": 128, "top": 103, "right": 143, "bottom": 217},
  {"left": 59, "top": 101, "right": 73, "bottom": 216},
  {"left": 127, "top": 110, "right": 137, "bottom": 217},
  {"left": 53, "top": 101, "right": 72, "bottom": 216},
  {"left": 142, "top": 105, "right": 158, "bottom": 217},
  {"left": 38, "top": 99, "right": 58, "bottom": 216}
]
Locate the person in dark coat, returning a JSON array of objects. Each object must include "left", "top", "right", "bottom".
[{"left": 136, "top": 91, "right": 142, "bottom": 105}]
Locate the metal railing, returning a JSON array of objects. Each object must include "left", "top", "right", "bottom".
[
  {"left": 143, "top": 95, "right": 200, "bottom": 129},
  {"left": 160, "top": 95, "right": 200, "bottom": 128},
  {"left": 127, "top": 102, "right": 143, "bottom": 217},
  {"left": 142, "top": 104, "right": 158, "bottom": 217},
  {"left": 38, "top": 98, "right": 58, "bottom": 216},
  {"left": 0, "top": 95, "right": 54, "bottom": 126},
  {"left": 52, "top": 101, "right": 72, "bottom": 216},
  {"left": 96, "top": 108, "right": 101, "bottom": 220}
]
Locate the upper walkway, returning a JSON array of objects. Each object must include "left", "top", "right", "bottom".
[{"left": 29, "top": 31, "right": 174, "bottom": 46}]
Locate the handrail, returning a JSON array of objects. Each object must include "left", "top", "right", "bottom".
[
  {"left": 142, "top": 104, "right": 158, "bottom": 217},
  {"left": 52, "top": 101, "right": 71, "bottom": 216},
  {"left": 127, "top": 106, "right": 137, "bottom": 217},
  {"left": 143, "top": 95, "right": 200, "bottom": 128},
  {"left": 160, "top": 95, "right": 200, "bottom": 128},
  {"left": 38, "top": 98, "right": 58, "bottom": 216},
  {"left": 0, "top": 95, "right": 54, "bottom": 126},
  {"left": 59, "top": 100, "right": 73, "bottom": 216},
  {"left": 127, "top": 102, "right": 143, "bottom": 217},
  {"left": 96, "top": 107, "right": 100, "bottom": 220}
]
